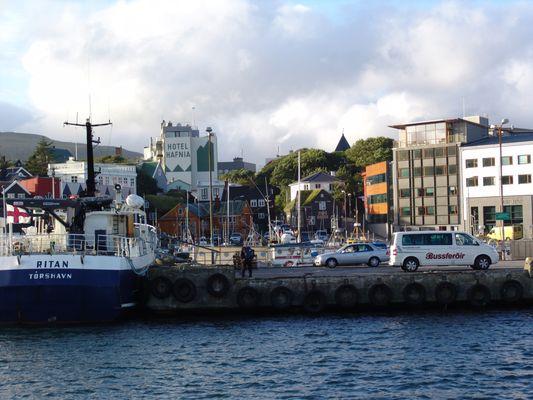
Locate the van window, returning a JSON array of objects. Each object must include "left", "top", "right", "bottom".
[
  {"left": 455, "top": 233, "right": 477, "bottom": 246},
  {"left": 402, "top": 233, "right": 452, "bottom": 246}
]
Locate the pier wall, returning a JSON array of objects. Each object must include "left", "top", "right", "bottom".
[{"left": 144, "top": 264, "right": 533, "bottom": 313}]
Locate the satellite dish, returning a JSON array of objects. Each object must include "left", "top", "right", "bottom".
[{"left": 125, "top": 194, "right": 144, "bottom": 208}]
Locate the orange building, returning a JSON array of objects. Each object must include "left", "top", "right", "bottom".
[{"left": 362, "top": 161, "right": 391, "bottom": 239}]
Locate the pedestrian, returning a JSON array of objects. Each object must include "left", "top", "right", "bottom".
[{"left": 240, "top": 245, "right": 254, "bottom": 278}]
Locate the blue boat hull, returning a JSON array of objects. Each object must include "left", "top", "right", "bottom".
[{"left": 0, "top": 269, "right": 142, "bottom": 324}]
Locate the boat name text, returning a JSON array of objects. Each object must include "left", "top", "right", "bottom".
[{"left": 36, "top": 260, "right": 69, "bottom": 268}]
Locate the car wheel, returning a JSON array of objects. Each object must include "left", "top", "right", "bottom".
[
  {"left": 402, "top": 257, "right": 419, "bottom": 272},
  {"left": 475, "top": 255, "right": 491, "bottom": 270},
  {"left": 326, "top": 258, "right": 338, "bottom": 268},
  {"left": 368, "top": 256, "right": 380, "bottom": 267}
]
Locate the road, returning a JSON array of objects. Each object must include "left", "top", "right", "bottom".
[{"left": 240, "top": 260, "right": 525, "bottom": 279}]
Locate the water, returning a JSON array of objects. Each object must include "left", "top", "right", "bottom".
[{"left": 1, "top": 310, "right": 532, "bottom": 399}]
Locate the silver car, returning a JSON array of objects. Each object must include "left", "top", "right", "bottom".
[{"left": 314, "top": 243, "right": 389, "bottom": 268}]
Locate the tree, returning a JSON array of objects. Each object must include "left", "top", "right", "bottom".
[
  {"left": 220, "top": 168, "right": 255, "bottom": 185},
  {"left": 97, "top": 155, "right": 129, "bottom": 164},
  {"left": 136, "top": 169, "right": 159, "bottom": 195},
  {"left": 344, "top": 137, "right": 394, "bottom": 168},
  {"left": 26, "top": 138, "right": 56, "bottom": 176}
]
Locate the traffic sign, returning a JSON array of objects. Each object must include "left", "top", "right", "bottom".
[{"left": 495, "top": 212, "right": 510, "bottom": 221}]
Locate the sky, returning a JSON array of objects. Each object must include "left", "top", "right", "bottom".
[{"left": 2, "top": 0, "right": 533, "bottom": 165}]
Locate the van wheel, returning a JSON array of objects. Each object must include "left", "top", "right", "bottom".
[
  {"left": 403, "top": 257, "right": 419, "bottom": 272},
  {"left": 326, "top": 258, "right": 338, "bottom": 268},
  {"left": 368, "top": 257, "right": 380, "bottom": 267},
  {"left": 474, "top": 255, "right": 491, "bottom": 270}
]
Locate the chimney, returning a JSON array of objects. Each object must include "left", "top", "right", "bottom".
[
  {"left": 115, "top": 146, "right": 123, "bottom": 156},
  {"left": 330, "top": 171, "right": 336, "bottom": 177}
]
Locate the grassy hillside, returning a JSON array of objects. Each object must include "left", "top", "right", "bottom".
[{"left": 0, "top": 131, "right": 143, "bottom": 162}]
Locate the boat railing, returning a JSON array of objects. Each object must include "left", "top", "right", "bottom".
[{"left": 0, "top": 233, "right": 154, "bottom": 257}]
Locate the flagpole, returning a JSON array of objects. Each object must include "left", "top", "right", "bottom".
[{"left": 2, "top": 186, "right": 5, "bottom": 235}]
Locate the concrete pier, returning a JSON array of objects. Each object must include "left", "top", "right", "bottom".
[{"left": 144, "top": 262, "right": 533, "bottom": 313}]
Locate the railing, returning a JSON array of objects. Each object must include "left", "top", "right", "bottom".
[{"left": 0, "top": 233, "right": 155, "bottom": 258}]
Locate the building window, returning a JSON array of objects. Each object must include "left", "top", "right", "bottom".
[
  {"left": 309, "top": 215, "right": 316, "bottom": 225},
  {"left": 501, "top": 156, "right": 513, "bottom": 165},
  {"left": 399, "top": 168, "right": 409, "bottom": 178},
  {"left": 369, "top": 194, "right": 387, "bottom": 204},
  {"left": 399, "top": 188, "right": 411, "bottom": 198},
  {"left": 130, "top": 178, "right": 135, "bottom": 187},
  {"left": 17, "top": 193, "right": 25, "bottom": 199},
  {"left": 482, "top": 157, "right": 495, "bottom": 167},
  {"left": 424, "top": 187, "right": 434, "bottom": 197},
  {"left": 315, "top": 184, "right": 321, "bottom": 189},
  {"left": 434, "top": 147, "right": 445, "bottom": 157},
  {"left": 423, "top": 148, "right": 434, "bottom": 159},
  {"left": 502, "top": 175, "right": 513, "bottom": 185},
  {"left": 201, "top": 188, "right": 208, "bottom": 199},
  {"left": 250, "top": 199, "right": 257, "bottom": 207},
  {"left": 213, "top": 188, "right": 219, "bottom": 198},
  {"left": 418, "top": 206, "right": 435, "bottom": 216},
  {"left": 400, "top": 207, "right": 410, "bottom": 216},
  {"left": 258, "top": 213, "right": 265, "bottom": 219},
  {"left": 447, "top": 146, "right": 457, "bottom": 156},
  {"left": 449, "top": 186, "right": 457, "bottom": 195},
  {"left": 503, "top": 205, "right": 523, "bottom": 224},
  {"left": 449, "top": 205, "right": 458, "bottom": 215},
  {"left": 412, "top": 149, "right": 421, "bottom": 159},
  {"left": 258, "top": 199, "right": 265, "bottom": 207},
  {"left": 518, "top": 174, "right": 532, "bottom": 184},
  {"left": 105, "top": 177, "right": 110, "bottom": 185},
  {"left": 465, "top": 159, "right": 477, "bottom": 168},
  {"left": 483, "top": 206, "right": 496, "bottom": 230},
  {"left": 466, "top": 177, "right": 478, "bottom": 187},
  {"left": 435, "top": 166, "right": 447, "bottom": 176},
  {"left": 448, "top": 165, "right": 457, "bottom": 175},
  {"left": 318, "top": 201, "right": 326, "bottom": 211},
  {"left": 71, "top": 176, "right": 78, "bottom": 183},
  {"left": 397, "top": 150, "right": 409, "bottom": 161},
  {"left": 7, "top": 193, "right": 15, "bottom": 199},
  {"left": 367, "top": 174, "right": 386, "bottom": 185},
  {"left": 413, "top": 167, "right": 421, "bottom": 177},
  {"left": 423, "top": 166, "right": 434, "bottom": 176},
  {"left": 518, "top": 155, "right": 531, "bottom": 164},
  {"left": 483, "top": 177, "right": 495, "bottom": 186}
]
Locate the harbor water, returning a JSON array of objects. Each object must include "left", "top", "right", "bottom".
[{"left": 1, "top": 310, "right": 532, "bottom": 399}]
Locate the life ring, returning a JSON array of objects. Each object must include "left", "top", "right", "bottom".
[
  {"left": 434, "top": 282, "right": 457, "bottom": 305},
  {"left": 402, "top": 282, "right": 426, "bottom": 306},
  {"left": 368, "top": 283, "right": 392, "bottom": 307},
  {"left": 468, "top": 284, "right": 491, "bottom": 307},
  {"left": 172, "top": 278, "right": 197, "bottom": 303},
  {"left": 303, "top": 290, "right": 326, "bottom": 313},
  {"left": 283, "top": 260, "right": 295, "bottom": 268},
  {"left": 270, "top": 286, "right": 293, "bottom": 310},
  {"left": 150, "top": 277, "right": 172, "bottom": 299},
  {"left": 236, "top": 286, "right": 260, "bottom": 309},
  {"left": 206, "top": 273, "right": 230, "bottom": 298},
  {"left": 334, "top": 284, "right": 358, "bottom": 309},
  {"left": 500, "top": 280, "right": 523, "bottom": 303}
]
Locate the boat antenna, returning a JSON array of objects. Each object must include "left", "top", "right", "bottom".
[{"left": 64, "top": 118, "right": 112, "bottom": 197}]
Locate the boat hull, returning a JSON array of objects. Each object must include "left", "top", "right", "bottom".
[{"left": 0, "top": 255, "right": 147, "bottom": 324}]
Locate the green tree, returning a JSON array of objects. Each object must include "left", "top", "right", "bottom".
[
  {"left": 0, "top": 156, "right": 13, "bottom": 170},
  {"left": 97, "top": 155, "right": 129, "bottom": 164},
  {"left": 344, "top": 137, "right": 394, "bottom": 168},
  {"left": 26, "top": 138, "right": 56, "bottom": 176},
  {"left": 136, "top": 169, "right": 159, "bottom": 195},
  {"left": 220, "top": 168, "right": 255, "bottom": 185}
]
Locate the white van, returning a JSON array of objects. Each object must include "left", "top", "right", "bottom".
[{"left": 389, "top": 231, "right": 499, "bottom": 272}]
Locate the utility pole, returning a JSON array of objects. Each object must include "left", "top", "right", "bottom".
[
  {"left": 265, "top": 177, "right": 272, "bottom": 243},
  {"left": 297, "top": 150, "right": 301, "bottom": 243},
  {"left": 206, "top": 127, "right": 214, "bottom": 261},
  {"left": 64, "top": 118, "right": 111, "bottom": 197}
]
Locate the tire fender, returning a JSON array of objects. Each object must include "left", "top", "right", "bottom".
[
  {"left": 402, "top": 282, "right": 426, "bottom": 305},
  {"left": 270, "top": 286, "right": 293, "bottom": 310},
  {"left": 303, "top": 290, "right": 326, "bottom": 313},
  {"left": 368, "top": 283, "right": 392, "bottom": 307},
  {"left": 206, "top": 273, "right": 231, "bottom": 298},
  {"left": 172, "top": 278, "right": 197, "bottom": 303},
  {"left": 468, "top": 284, "right": 491, "bottom": 307},
  {"left": 434, "top": 282, "right": 457, "bottom": 305},
  {"left": 500, "top": 280, "right": 523, "bottom": 303},
  {"left": 150, "top": 277, "right": 172, "bottom": 299},
  {"left": 335, "top": 284, "right": 358, "bottom": 309},
  {"left": 237, "top": 286, "right": 260, "bottom": 309}
]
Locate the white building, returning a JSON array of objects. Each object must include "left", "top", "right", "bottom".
[
  {"left": 144, "top": 121, "right": 218, "bottom": 192},
  {"left": 48, "top": 157, "right": 137, "bottom": 197},
  {"left": 289, "top": 171, "right": 339, "bottom": 201},
  {"left": 460, "top": 133, "right": 533, "bottom": 238}
]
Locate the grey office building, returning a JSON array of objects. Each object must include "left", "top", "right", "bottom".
[{"left": 390, "top": 116, "right": 488, "bottom": 231}]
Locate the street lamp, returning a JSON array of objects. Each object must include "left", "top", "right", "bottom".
[
  {"left": 490, "top": 118, "right": 509, "bottom": 245},
  {"left": 341, "top": 189, "right": 347, "bottom": 239}
]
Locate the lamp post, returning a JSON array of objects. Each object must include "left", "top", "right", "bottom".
[
  {"left": 342, "top": 189, "right": 347, "bottom": 239},
  {"left": 491, "top": 118, "right": 509, "bottom": 244},
  {"left": 206, "top": 127, "right": 214, "bottom": 249}
]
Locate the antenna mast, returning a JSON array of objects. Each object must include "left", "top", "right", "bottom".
[{"left": 64, "top": 118, "right": 112, "bottom": 197}]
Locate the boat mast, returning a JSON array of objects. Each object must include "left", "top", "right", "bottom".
[{"left": 64, "top": 118, "right": 112, "bottom": 197}]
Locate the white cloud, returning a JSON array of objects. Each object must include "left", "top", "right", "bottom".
[{"left": 3, "top": 0, "right": 533, "bottom": 164}]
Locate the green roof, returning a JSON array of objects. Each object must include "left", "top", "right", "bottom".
[
  {"left": 284, "top": 189, "right": 323, "bottom": 213},
  {"left": 145, "top": 194, "right": 181, "bottom": 214},
  {"left": 138, "top": 162, "right": 158, "bottom": 177}
]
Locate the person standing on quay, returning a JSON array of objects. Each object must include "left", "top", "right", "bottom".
[{"left": 240, "top": 245, "right": 254, "bottom": 278}]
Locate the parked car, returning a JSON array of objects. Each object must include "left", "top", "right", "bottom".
[
  {"left": 229, "top": 232, "right": 243, "bottom": 246},
  {"left": 199, "top": 236, "right": 208, "bottom": 246},
  {"left": 314, "top": 230, "right": 329, "bottom": 242},
  {"left": 212, "top": 235, "right": 222, "bottom": 246},
  {"left": 389, "top": 231, "right": 499, "bottom": 272},
  {"left": 314, "top": 243, "right": 389, "bottom": 268},
  {"left": 300, "top": 232, "right": 311, "bottom": 242}
]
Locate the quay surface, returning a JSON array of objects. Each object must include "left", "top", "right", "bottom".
[{"left": 144, "top": 261, "right": 533, "bottom": 313}]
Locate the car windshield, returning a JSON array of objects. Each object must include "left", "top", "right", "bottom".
[{"left": 338, "top": 244, "right": 352, "bottom": 252}]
